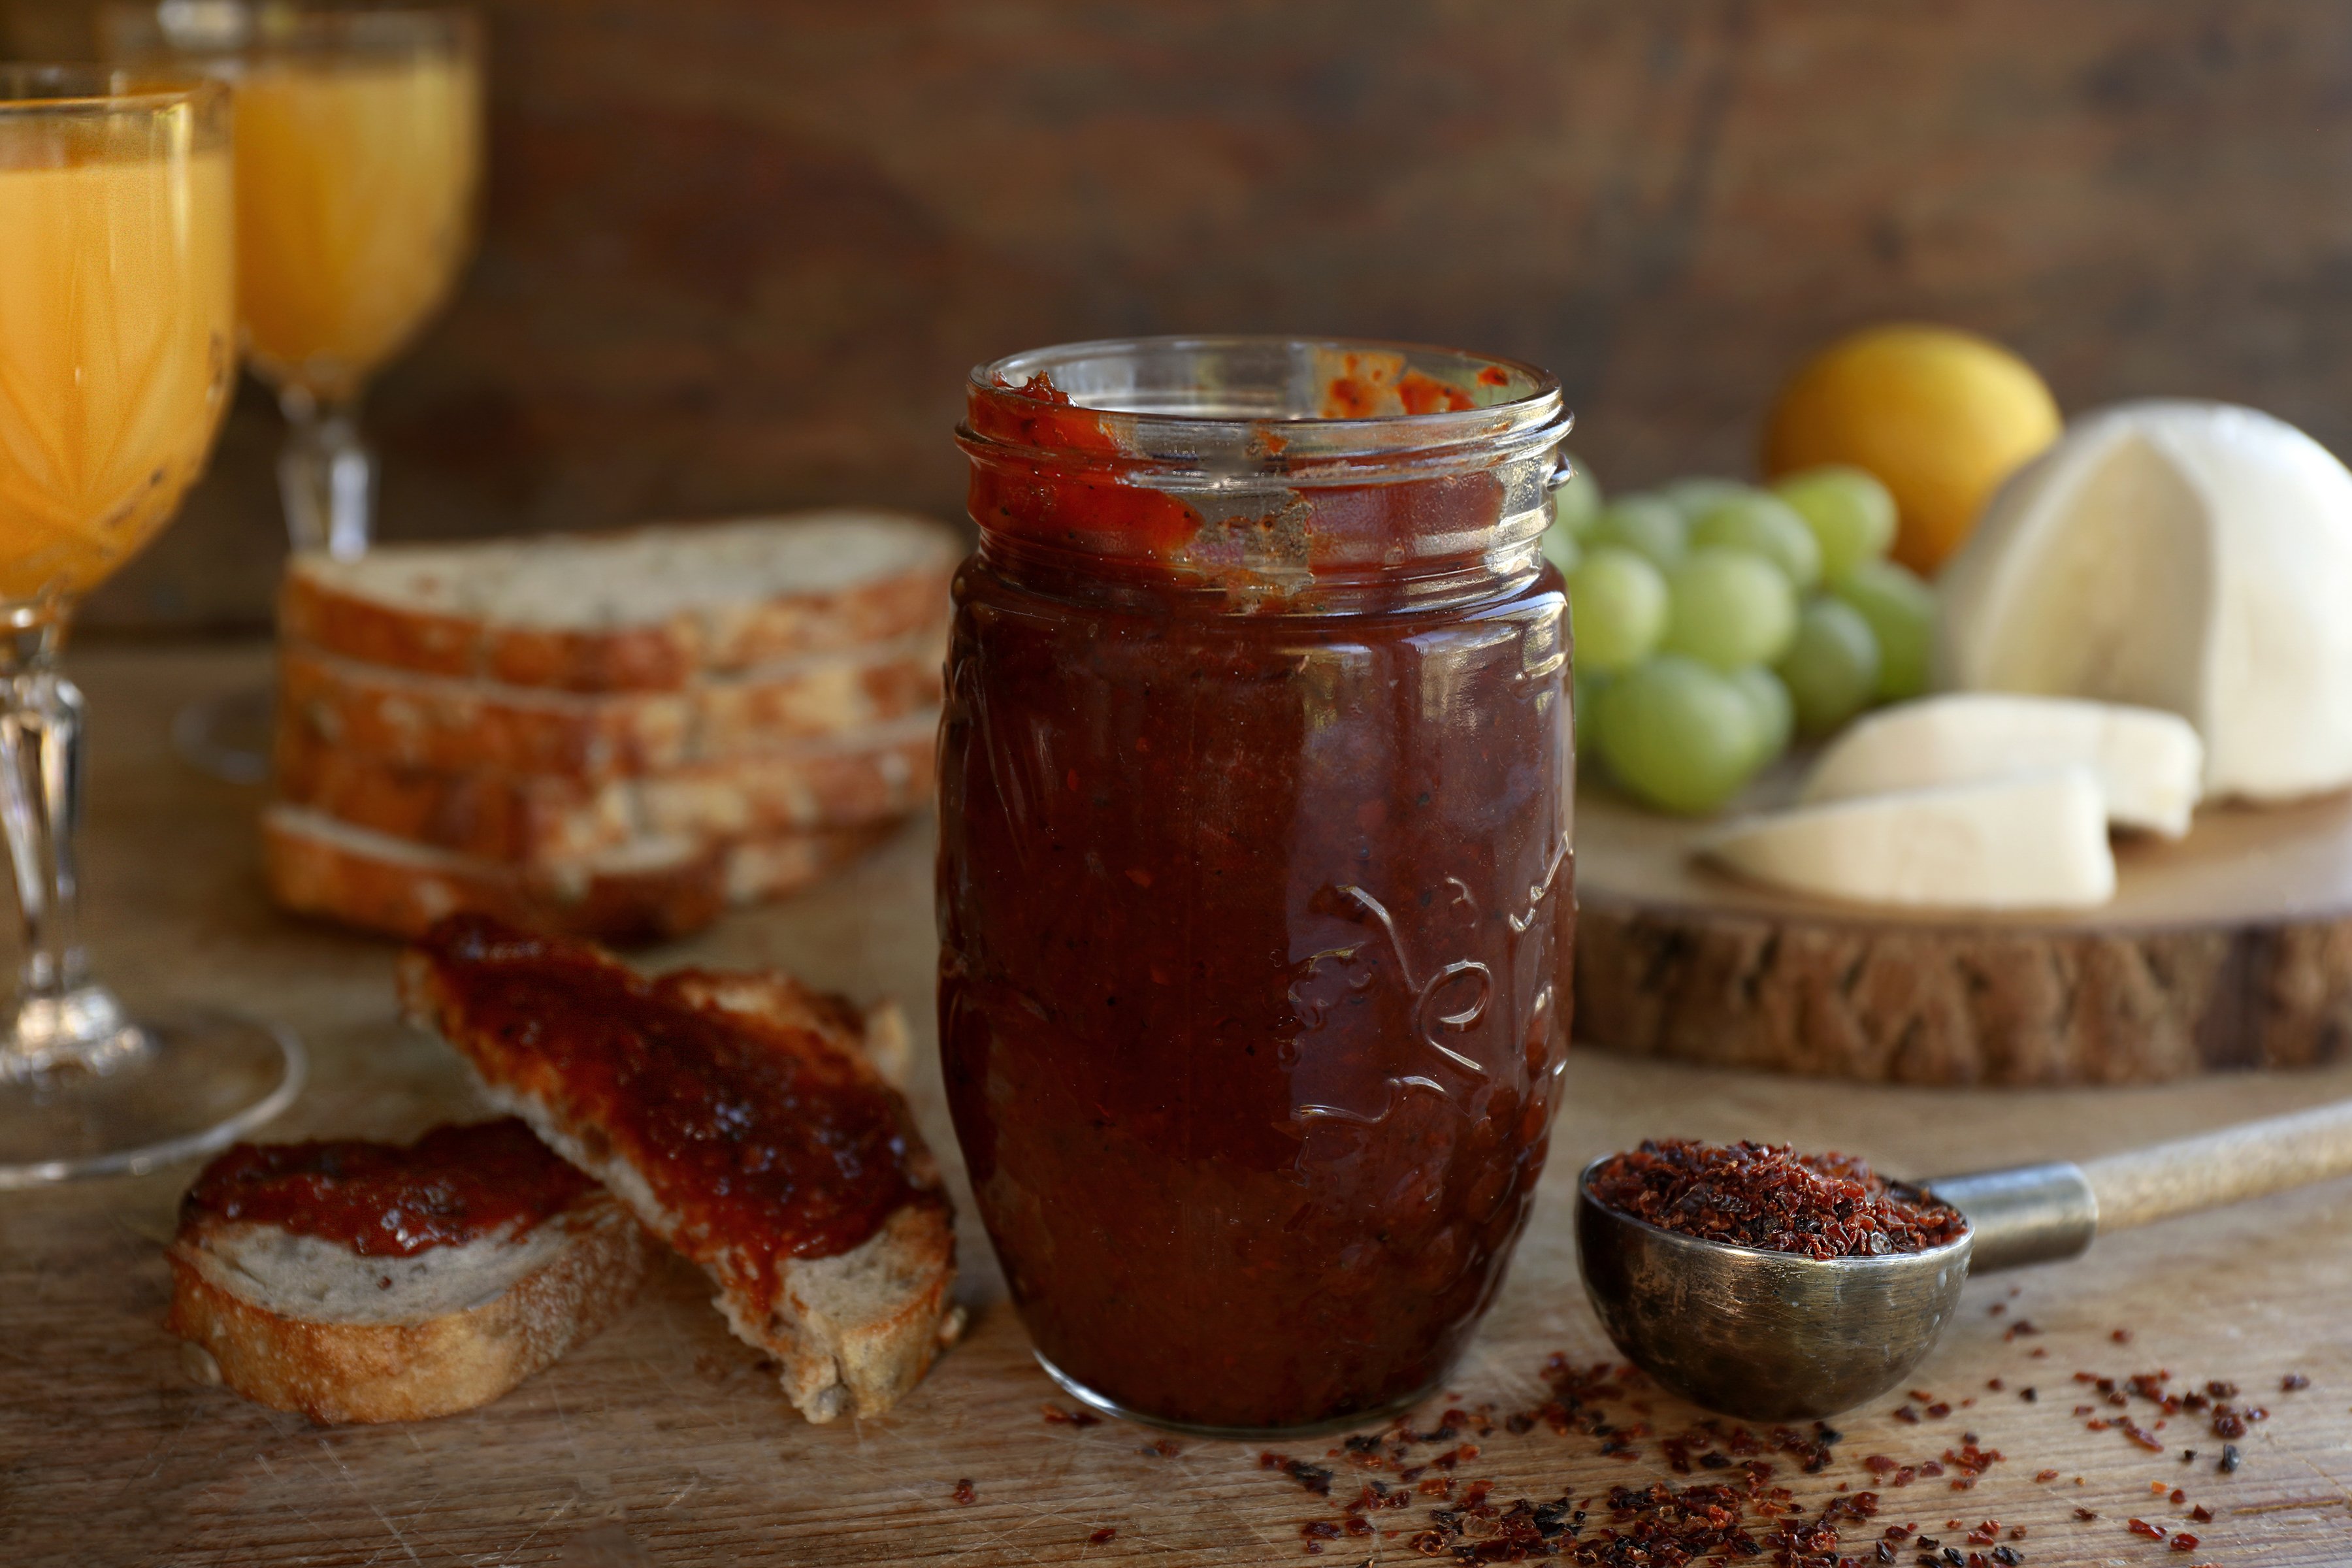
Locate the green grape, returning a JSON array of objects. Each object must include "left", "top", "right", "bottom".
[
  {"left": 1541, "top": 521, "right": 1582, "bottom": 574},
  {"left": 1772, "top": 465, "right": 1899, "bottom": 583},
  {"left": 1775, "top": 596, "right": 1882, "bottom": 734},
  {"left": 1567, "top": 546, "right": 1669, "bottom": 671},
  {"left": 1662, "top": 547, "right": 1799, "bottom": 670},
  {"left": 1831, "top": 559, "right": 1936, "bottom": 700},
  {"left": 1552, "top": 452, "right": 1603, "bottom": 536},
  {"left": 1595, "top": 656, "right": 1763, "bottom": 815},
  {"left": 1573, "top": 665, "right": 1609, "bottom": 758},
  {"left": 1658, "top": 476, "right": 1755, "bottom": 521},
  {"left": 1727, "top": 665, "right": 1793, "bottom": 767},
  {"left": 1588, "top": 495, "right": 1689, "bottom": 568},
  {"left": 1690, "top": 492, "right": 1823, "bottom": 590}
]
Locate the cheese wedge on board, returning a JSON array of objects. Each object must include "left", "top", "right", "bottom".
[
  {"left": 1698, "top": 769, "right": 2117, "bottom": 910},
  {"left": 1799, "top": 693, "right": 2203, "bottom": 838}
]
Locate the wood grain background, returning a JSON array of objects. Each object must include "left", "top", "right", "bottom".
[{"left": 7, "top": 0, "right": 2351, "bottom": 631}]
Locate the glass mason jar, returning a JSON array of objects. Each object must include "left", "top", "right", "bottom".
[{"left": 940, "top": 336, "right": 1575, "bottom": 1435}]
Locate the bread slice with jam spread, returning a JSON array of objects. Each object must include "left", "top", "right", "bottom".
[
  {"left": 398, "top": 914, "right": 961, "bottom": 1422},
  {"left": 165, "top": 1119, "right": 653, "bottom": 1424}
]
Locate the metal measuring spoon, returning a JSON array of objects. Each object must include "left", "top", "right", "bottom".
[{"left": 1574, "top": 1100, "right": 2352, "bottom": 1421}]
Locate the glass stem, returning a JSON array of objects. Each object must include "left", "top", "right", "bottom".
[
  {"left": 277, "top": 387, "right": 375, "bottom": 559},
  {"left": 0, "top": 596, "right": 137, "bottom": 1081}
]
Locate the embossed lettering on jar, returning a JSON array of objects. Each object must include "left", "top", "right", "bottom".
[{"left": 939, "top": 337, "right": 1576, "bottom": 1433}]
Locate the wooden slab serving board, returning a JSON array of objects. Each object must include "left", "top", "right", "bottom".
[
  {"left": 1574, "top": 766, "right": 2352, "bottom": 1086},
  {"left": 10, "top": 646, "right": 2352, "bottom": 1568}
]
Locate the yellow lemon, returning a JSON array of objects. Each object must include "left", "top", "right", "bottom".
[{"left": 1761, "top": 325, "right": 2061, "bottom": 575}]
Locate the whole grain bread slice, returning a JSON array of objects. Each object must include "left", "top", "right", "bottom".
[
  {"left": 280, "top": 511, "right": 962, "bottom": 692},
  {"left": 398, "top": 916, "right": 961, "bottom": 1422},
  {"left": 262, "top": 804, "right": 898, "bottom": 944},
  {"left": 272, "top": 708, "right": 937, "bottom": 862},
  {"left": 165, "top": 1123, "right": 653, "bottom": 1424},
  {"left": 277, "top": 627, "right": 943, "bottom": 781}
]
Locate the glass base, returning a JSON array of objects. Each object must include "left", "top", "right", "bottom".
[
  {"left": 171, "top": 681, "right": 274, "bottom": 785},
  {"left": 0, "top": 1008, "right": 304, "bottom": 1188},
  {"left": 1033, "top": 1349, "right": 1450, "bottom": 1441}
]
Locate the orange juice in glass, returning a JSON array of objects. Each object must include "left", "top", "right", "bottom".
[
  {"left": 0, "top": 67, "right": 304, "bottom": 1187},
  {"left": 0, "top": 112, "right": 233, "bottom": 596},
  {"left": 105, "top": 4, "right": 483, "bottom": 557}
]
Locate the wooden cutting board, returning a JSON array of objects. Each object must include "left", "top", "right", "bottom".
[
  {"left": 14, "top": 645, "right": 2352, "bottom": 1568},
  {"left": 1573, "top": 767, "right": 2352, "bottom": 1086}
]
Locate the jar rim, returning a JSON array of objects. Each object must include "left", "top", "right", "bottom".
[
  {"left": 972, "top": 333, "right": 1561, "bottom": 423},
  {"left": 962, "top": 335, "right": 1571, "bottom": 485}
]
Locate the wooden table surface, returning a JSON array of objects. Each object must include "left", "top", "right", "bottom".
[{"left": 7, "top": 645, "right": 2352, "bottom": 1567}]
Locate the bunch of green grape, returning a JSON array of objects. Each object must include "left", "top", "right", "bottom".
[{"left": 1544, "top": 458, "right": 1936, "bottom": 815}]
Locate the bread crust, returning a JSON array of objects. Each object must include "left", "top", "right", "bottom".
[
  {"left": 271, "top": 711, "right": 936, "bottom": 862},
  {"left": 398, "top": 938, "right": 960, "bottom": 1422},
  {"left": 278, "top": 514, "right": 960, "bottom": 693},
  {"left": 262, "top": 806, "right": 896, "bottom": 944},
  {"left": 276, "top": 632, "right": 943, "bottom": 781},
  {"left": 165, "top": 1192, "right": 651, "bottom": 1425}
]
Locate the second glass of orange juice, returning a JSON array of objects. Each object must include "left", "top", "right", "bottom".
[{"left": 105, "top": 3, "right": 483, "bottom": 559}]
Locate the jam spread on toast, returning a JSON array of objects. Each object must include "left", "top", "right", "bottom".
[
  {"left": 414, "top": 915, "right": 918, "bottom": 1292},
  {"left": 183, "top": 1118, "right": 594, "bottom": 1258}
]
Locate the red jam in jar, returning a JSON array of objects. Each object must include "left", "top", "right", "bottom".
[{"left": 940, "top": 338, "right": 1575, "bottom": 1433}]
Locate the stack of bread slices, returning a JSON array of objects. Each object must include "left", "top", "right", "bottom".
[{"left": 263, "top": 511, "right": 960, "bottom": 943}]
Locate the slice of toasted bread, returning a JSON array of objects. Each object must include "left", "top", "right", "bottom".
[
  {"left": 398, "top": 916, "right": 960, "bottom": 1422},
  {"left": 271, "top": 708, "right": 937, "bottom": 863},
  {"left": 262, "top": 805, "right": 897, "bottom": 944},
  {"left": 279, "top": 511, "right": 962, "bottom": 693},
  {"left": 276, "top": 627, "right": 943, "bottom": 781},
  {"left": 165, "top": 1120, "right": 653, "bottom": 1424}
]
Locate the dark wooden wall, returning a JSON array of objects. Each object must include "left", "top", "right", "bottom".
[{"left": 9, "top": 0, "right": 2350, "bottom": 632}]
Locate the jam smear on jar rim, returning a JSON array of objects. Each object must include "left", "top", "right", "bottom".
[
  {"left": 181, "top": 1117, "right": 593, "bottom": 1258},
  {"left": 1587, "top": 1137, "right": 1968, "bottom": 1259}
]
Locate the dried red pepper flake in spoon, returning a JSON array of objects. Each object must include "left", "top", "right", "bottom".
[{"left": 1586, "top": 1139, "right": 1968, "bottom": 1259}]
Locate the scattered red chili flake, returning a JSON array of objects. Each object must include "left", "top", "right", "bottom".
[
  {"left": 1925, "top": 1403, "right": 1953, "bottom": 1419},
  {"left": 2170, "top": 1533, "right": 2200, "bottom": 1552},
  {"left": 2074, "top": 1509, "right": 2099, "bottom": 1521},
  {"left": 1087, "top": 1526, "right": 1117, "bottom": 1545},
  {"left": 2206, "top": 1380, "right": 2238, "bottom": 1399},
  {"left": 2190, "top": 1505, "right": 2213, "bottom": 1522},
  {"left": 951, "top": 1478, "right": 976, "bottom": 1505},
  {"left": 2034, "top": 1470, "right": 2060, "bottom": 1482},
  {"left": 1985, "top": 1378, "right": 2005, "bottom": 1392},
  {"left": 1042, "top": 1402, "right": 1102, "bottom": 1428},
  {"left": 1140, "top": 1438, "right": 1181, "bottom": 1458},
  {"left": 2281, "top": 1372, "right": 2311, "bottom": 1392},
  {"left": 1584, "top": 1139, "right": 1968, "bottom": 1258},
  {"left": 2129, "top": 1518, "right": 2166, "bottom": 1539},
  {"left": 2169, "top": 1487, "right": 2185, "bottom": 1504},
  {"left": 1894, "top": 1405, "right": 1921, "bottom": 1424},
  {"left": 2019, "top": 1386, "right": 2037, "bottom": 1402},
  {"left": 2113, "top": 1328, "right": 2134, "bottom": 1344}
]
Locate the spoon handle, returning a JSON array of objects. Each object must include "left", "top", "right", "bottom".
[{"left": 2080, "top": 1098, "right": 2352, "bottom": 1232}]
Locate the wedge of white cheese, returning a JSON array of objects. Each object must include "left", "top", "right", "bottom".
[
  {"left": 1938, "top": 400, "right": 2352, "bottom": 803},
  {"left": 1799, "top": 693, "right": 2204, "bottom": 838},
  {"left": 1698, "top": 770, "right": 2117, "bottom": 909}
]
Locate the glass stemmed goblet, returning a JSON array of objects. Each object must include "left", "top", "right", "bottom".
[
  {"left": 104, "top": 3, "right": 485, "bottom": 779},
  {"left": 0, "top": 65, "right": 303, "bottom": 1186}
]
